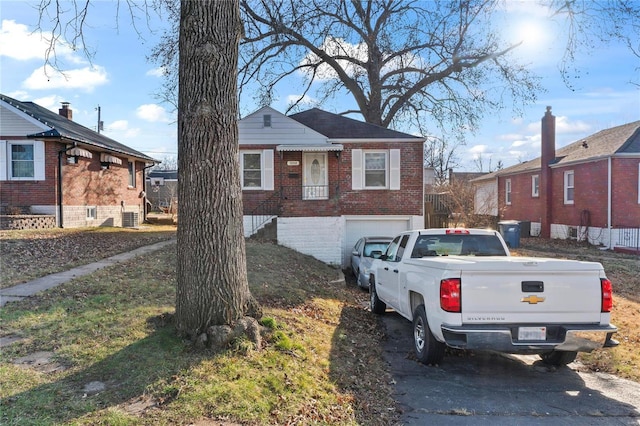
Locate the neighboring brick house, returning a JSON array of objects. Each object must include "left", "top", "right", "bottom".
[
  {"left": 0, "top": 94, "right": 157, "bottom": 228},
  {"left": 240, "top": 106, "right": 426, "bottom": 266},
  {"left": 472, "top": 106, "right": 640, "bottom": 251}
]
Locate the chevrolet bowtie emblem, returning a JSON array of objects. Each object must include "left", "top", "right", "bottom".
[{"left": 521, "top": 295, "right": 545, "bottom": 304}]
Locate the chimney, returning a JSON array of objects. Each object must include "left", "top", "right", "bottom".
[
  {"left": 59, "top": 102, "right": 72, "bottom": 120},
  {"left": 540, "top": 106, "right": 555, "bottom": 239}
]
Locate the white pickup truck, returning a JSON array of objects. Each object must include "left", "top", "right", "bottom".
[{"left": 368, "top": 228, "right": 618, "bottom": 366}]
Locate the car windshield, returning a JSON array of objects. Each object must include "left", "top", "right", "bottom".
[
  {"left": 363, "top": 242, "right": 390, "bottom": 257},
  {"left": 411, "top": 234, "right": 507, "bottom": 257}
]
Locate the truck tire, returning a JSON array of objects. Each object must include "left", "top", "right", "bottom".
[
  {"left": 369, "top": 278, "right": 386, "bottom": 314},
  {"left": 540, "top": 350, "right": 578, "bottom": 366},
  {"left": 413, "top": 304, "right": 445, "bottom": 365}
]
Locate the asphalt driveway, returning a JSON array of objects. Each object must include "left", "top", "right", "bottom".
[{"left": 381, "top": 311, "right": 640, "bottom": 425}]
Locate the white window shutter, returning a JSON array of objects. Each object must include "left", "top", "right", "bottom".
[
  {"left": 0, "top": 140, "right": 6, "bottom": 180},
  {"left": 34, "top": 141, "right": 46, "bottom": 180},
  {"left": 352, "top": 149, "right": 363, "bottom": 190},
  {"left": 389, "top": 149, "right": 400, "bottom": 190},
  {"left": 262, "top": 149, "right": 274, "bottom": 190}
]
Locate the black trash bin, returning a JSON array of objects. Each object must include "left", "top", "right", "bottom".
[
  {"left": 498, "top": 220, "right": 521, "bottom": 248},
  {"left": 519, "top": 220, "right": 531, "bottom": 238}
]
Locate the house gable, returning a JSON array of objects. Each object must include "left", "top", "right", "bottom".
[
  {"left": 0, "top": 99, "right": 50, "bottom": 136},
  {"left": 239, "top": 106, "right": 328, "bottom": 146}
]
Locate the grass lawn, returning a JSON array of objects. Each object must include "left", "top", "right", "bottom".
[
  {"left": 1, "top": 227, "right": 638, "bottom": 425},
  {"left": 0, "top": 234, "right": 396, "bottom": 425}
]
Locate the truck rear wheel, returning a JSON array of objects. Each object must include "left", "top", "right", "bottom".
[
  {"left": 413, "top": 305, "right": 445, "bottom": 365},
  {"left": 540, "top": 350, "right": 577, "bottom": 366},
  {"left": 369, "top": 278, "right": 386, "bottom": 314}
]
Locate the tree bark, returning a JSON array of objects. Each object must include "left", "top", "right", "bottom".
[{"left": 175, "top": 0, "right": 259, "bottom": 341}]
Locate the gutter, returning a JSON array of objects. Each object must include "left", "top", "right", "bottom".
[
  {"left": 142, "top": 163, "right": 156, "bottom": 223},
  {"left": 57, "top": 143, "right": 76, "bottom": 228},
  {"left": 607, "top": 156, "right": 612, "bottom": 249}
]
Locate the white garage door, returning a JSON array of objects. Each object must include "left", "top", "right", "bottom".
[{"left": 344, "top": 218, "right": 411, "bottom": 266}]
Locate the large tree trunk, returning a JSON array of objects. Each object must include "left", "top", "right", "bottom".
[{"left": 175, "top": 0, "right": 258, "bottom": 342}]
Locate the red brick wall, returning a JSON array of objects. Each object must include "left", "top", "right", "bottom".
[
  {"left": 1, "top": 140, "right": 144, "bottom": 213},
  {"left": 551, "top": 161, "right": 608, "bottom": 228},
  {"left": 499, "top": 171, "right": 544, "bottom": 222},
  {"left": 241, "top": 141, "right": 424, "bottom": 217},
  {"left": 337, "top": 142, "right": 423, "bottom": 216},
  {"left": 0, "top": 140, "right": 59, "bottom": 209},
  {"left": 62, "top": 153, "right": 143, "bottom": 207},
  {"left": 612, "top": 158, "right": 640, "bottom": 227}
]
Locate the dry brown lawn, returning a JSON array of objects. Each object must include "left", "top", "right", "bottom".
[
  {"left": 1, "top": 227, "right": 638, "bottom": 383},
  {"left": 513, "top": 238, "right": 640, "bottom": 381}
]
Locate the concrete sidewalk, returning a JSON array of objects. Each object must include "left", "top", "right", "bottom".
[{"left": 0, "top": 239, "right": 176, "bottom": 308}]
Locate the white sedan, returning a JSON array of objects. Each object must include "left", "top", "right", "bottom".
[{"left": 350, "top": 236, "right": 392, "bottom": 289}]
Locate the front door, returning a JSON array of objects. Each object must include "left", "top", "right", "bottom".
[{"left": 303, "top": 153, "right": 328, "bottom": 200}]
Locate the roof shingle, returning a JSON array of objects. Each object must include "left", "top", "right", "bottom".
[{"left": 1, "top": 94, "right": 156, "bottom": 162}]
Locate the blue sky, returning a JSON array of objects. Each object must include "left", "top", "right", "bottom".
[{"left": 1, "top": 1, "right": 638, "bottom": 171}]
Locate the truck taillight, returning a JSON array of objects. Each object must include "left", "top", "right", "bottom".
[
  {"left": 440, "top": 278, "right": 461, "bottom": 312},
  {"left": 601, "top": 278, "right": 613, "bottom": 313}
]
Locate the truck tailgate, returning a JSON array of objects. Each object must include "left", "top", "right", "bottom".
[{"left": 459, "top": 257, "right": 604, "bottom": 324}]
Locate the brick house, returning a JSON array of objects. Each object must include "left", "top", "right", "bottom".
[
  {"left": 472, "top": 106, "right": 640, "bottom": 251},
  {"left": 0, "top": 94, "right": 157, "bottom": 229},
  {"left": 240, "top": 107, "right": 426, "bottom": 266}
]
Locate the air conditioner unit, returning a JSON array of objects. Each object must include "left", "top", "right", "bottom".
[{"left": 122, "top": 212, "right": 139, "bottom": 228}]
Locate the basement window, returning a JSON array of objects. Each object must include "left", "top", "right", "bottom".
[{"left": 86, "top": 206, "right": 97, "bottom": 220}]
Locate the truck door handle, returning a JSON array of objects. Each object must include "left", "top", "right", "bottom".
[
  {"left": 393, "top": 269, "right": 398, "bottom": 273},
  {"left": 384, "top": 267, "right": 389, "bottom": 271},
  {"left": 522, "top": 281, "right": 544, "bottom": 292}
]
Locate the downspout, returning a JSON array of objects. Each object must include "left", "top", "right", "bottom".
[
  {"left": 57, "top": 143, "right": 75, "bottom": 228},
  {"left": 607, "top": 156, "right": 613, "bottom": 249},
  {"left": 142, "top": 163, "right": 155, "bottom": 223}
]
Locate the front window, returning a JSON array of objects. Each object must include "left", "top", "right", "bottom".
[
  {"left": 564, "top": 170, "right": 574, "bottom": 204},
  {"left": 532, "top": 175, "right": 539, "bottom": 197},
  {"left": 505, "top": 179, "right": 512, "bottom": 205},
  {"left": 241, "top": 152, "right": 262, "bottom": 189},
  {"left": 364, "top": 151, "right": 387, "bottom": 188},
  {"left": 11, "top": 144, "right": 34, "bottom": 178},
  {"left": 128, "top": 161, "right": 136, "bottom": 187}
]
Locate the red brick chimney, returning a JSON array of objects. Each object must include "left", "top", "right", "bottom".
[
  {"left": 540, "top": 106, "right": 555, "bottom": 238},
  {"left": 59, "top": 102, "right": 72, "bottom": 120}
]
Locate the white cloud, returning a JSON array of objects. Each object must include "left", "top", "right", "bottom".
[
  {"left": 146, "top": 67, "right": 166, "bottom": 77},
  {"left": 109, "top": 120, "right": 130, "bottom": 131},
  {"left": 498, "top": 133, "right": 523, "bottom": 141},
  {"left": 32, "top": 95, "right": 65, "bottom": 112},
  {"left": 510, "top": 139, "right": 528, "bottom": 148},
  {"left": 136, "top": 104, "right": 171, "bottom": 123},
  {"left": 286, "top": 94, "right": 317, "bottom": 106},
  {"left": 300, "top": 37, "right": 367, "bottom": 81},
  {"left": 555, "top": 116, "right": 591, "bottom": 134},
  {"left": 0, "top": 19, "right": 76, "bottom": 61},
  {"left": 23, "top": 65, "right": 108, "bottom": 92},
  {"left": 468, "top": 145, "right": 489, "bottom": 158}
]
